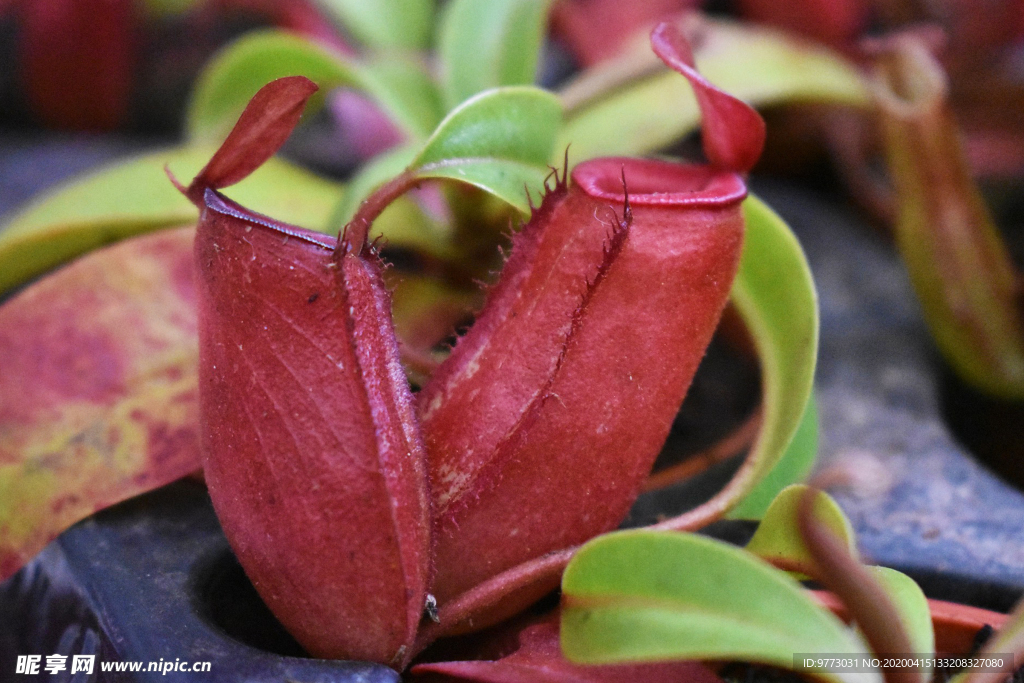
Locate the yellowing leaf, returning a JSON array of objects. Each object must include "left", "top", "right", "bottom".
[{"left": 0, "top": 227, "right": 200, "bottom": 580}]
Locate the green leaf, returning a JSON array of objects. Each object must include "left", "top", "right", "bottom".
[
  {"left": 417, "top": 158, "right": 553, "bottom": 216},
  {"left": 360, "top": 55, "right": 446, "bottom": 139},
  {"left": 186, "top": 30, "right": 442, "bottom": 143},
  {"left": 0, "top": 147, "right": 343, "bottom": 296},
  {"left": 316, "top": 0, "right": 435, "bottom": 50},
  {"left": 437, "top": 0, "right": 553, "bottom": 110},
  {"left": 334, "top": 87, "right": 559, "bottom": 255},
  {"left": 728, "top": 396, "right": 818, "bottom": 520},
  {"left": 868, "top": 567, "right": 934, "bottom": 659},
  {"left": 415, "top": 86, "right": 558, "bottom": 166},
  {"left": 561, "top": 530, "right": 876, "bottom": 683},
  {"left": 557, "top": 17, "right": 869, "bottom": 162},
  {"left": 744, "top": 485, "right": 857, "bottom": 575},
  {"left": 410, "top": 86, "right": 561, "bottom": 214},
  {"left": 715, "top": 195, "right": 819, "bottom": 517}
]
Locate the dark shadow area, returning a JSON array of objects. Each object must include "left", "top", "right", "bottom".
[
  {"left": 939, "top": 362, "right": 1024, "bottom": 492},
  {"left": 625, "top": 322, "right": 760, "bottom": 527},
  {"left": 654, "top": 327, "right": 761, "bottom": 469},
  {"left": 193, "top": 549, "right": 309, "bottom": 658}
]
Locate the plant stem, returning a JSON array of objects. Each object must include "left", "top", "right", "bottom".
[
  {"left": 641, "top": 408, "right": 763, "bottom": 492},
  {"left": 339, "top": 170, "right": 418, "bottom": 255}
]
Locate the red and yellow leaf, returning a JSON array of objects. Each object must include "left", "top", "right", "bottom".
[{"left": 0, "top": 226, "right": 201, "bottom": 580}]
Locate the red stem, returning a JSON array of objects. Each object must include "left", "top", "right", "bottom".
[
  {"left": 798, "top": 488, "right": 924, "bottom": 683},
  {"left": 641, "top": 408, "right": 763, "bottom": 492},
  {"left": 339, "top": 170, "right": 419, "bottom": 256}
]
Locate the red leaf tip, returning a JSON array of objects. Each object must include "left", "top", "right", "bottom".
[
  {"left": 184, "top": 76, "right": 318, "bottom": 204},
  {"left": 650, "top": 20, "right": 766, "bottom": 173},
  {"left": 165, "top": 163, "right": 186, "bottom": 196}
]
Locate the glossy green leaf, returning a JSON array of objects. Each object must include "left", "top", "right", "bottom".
[
  {"left": 186, "top": 30, "right": 442, "bottom": 143},
  {"left": 561, "top": 530, "right": 875, "bottom": 683},
  {"left": 868, "top": 567, "right": 934, "bottom": 659},
  {"left": 437, "top": 0, "right": 553, "bottom": 110},
  {"left": 317, "top": 0, "right": 435, "bottom": 50},
  {"left": 339, "top": 88, "right": 559, "bottom": 226},
  {"left": 712, "top": 196, "right": 819, "bottom": 517},
  {"left": 414, "top": 86, "right": 559, "bottom": 166},
  {"left": 410, "top": 86, "right": 561, "bottom": 214},
  {"left": 745, "top": 485, "right": 857, "bottom": 575},
  {"left": 0, "top": 147, "right": 343, "bottom": 296},
  {"left": 416, "top": 158, "right": 553, "bottom": 216},
  {"left": 729, "top": 395, "right": 818, "bottom": 520},
  {"left": 557, "top": 17, "right": 869, "bottom": 162}
]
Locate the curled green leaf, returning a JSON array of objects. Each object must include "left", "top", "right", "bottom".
[
  {"left": 561, "top": 530, "right": 874, "bottom": 683},
  {"left": 339, "top": 86, "right": 560, "bottom": 254},
  {"left": 728, "top": 395, "right": 819, "bottom": 520},
  {"left": 344, "top": 85, "right": 562, "bottom": 239},
  {"left": 745, "top": 484, "right": 856, "bottom": 575},
  {"left": 653, "top": 195, "right": 818, "bottom": 530},
  {"left": 412, "top": 86, "right": 562, "bottom": 213}
]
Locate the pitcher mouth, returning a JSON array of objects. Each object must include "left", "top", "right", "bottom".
[{"left": 572, "top": 157, "right": 748, "bottom": 208}]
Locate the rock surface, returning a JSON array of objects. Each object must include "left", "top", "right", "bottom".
[{"left": 759, "top": 179, "right": 1024, "bottom": 608}]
